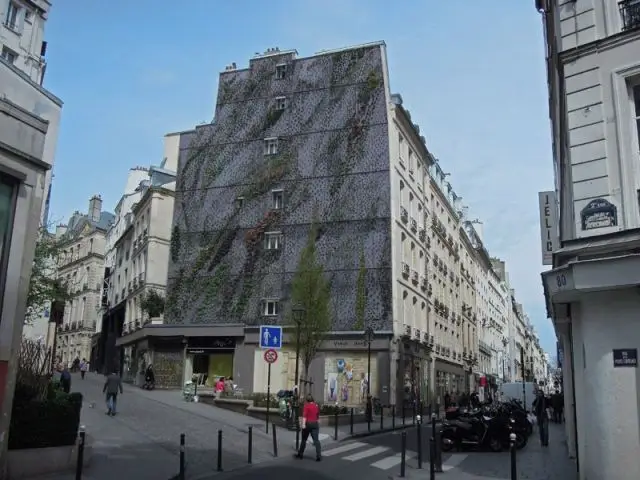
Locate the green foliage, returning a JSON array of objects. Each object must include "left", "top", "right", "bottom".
[
  {"left": 289, "top": 220, "right": 332, "bottom": 377},
  {"left": 320, "top": 404, "right": 348, "bottom": 415},
  {"left": 9, "top": 389, "right": 83, "bottom": 450},
  {"left": 354, "top": 248, "right": 366, "bottom": 330},
  {"left": 26, "top": 230, "right": 73, "bottom": 325},
  {"left": 170, "top": 226, "right": 181, "bottom": 263},
  {"left": 264, "top": 108, "right": 284, "bottom": 130},
  {"left": 243, "top": 152, "right": 292, "bottom": 199},
  {"left": 140, "top": 289, "right": 166, "bottom": 318}
]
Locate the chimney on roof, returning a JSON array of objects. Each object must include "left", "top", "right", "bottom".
[{"left": 89, "top": 195, "right": 102, "bottom": 223}]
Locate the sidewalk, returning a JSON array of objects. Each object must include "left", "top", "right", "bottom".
[{"left": 392, "top": 422, "right": 578, "bottom": 479}]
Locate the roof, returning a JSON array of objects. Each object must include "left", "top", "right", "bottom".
[{"left": 63, "top": 210, "right": 114, "bottom": 242}]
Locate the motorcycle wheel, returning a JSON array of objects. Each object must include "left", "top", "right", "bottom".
[
  {"left": 440, "top": 431, "right": 456, "bottom": 452},
  {"left": 516, "top": 433, "right": 528, "bottom": 450}
]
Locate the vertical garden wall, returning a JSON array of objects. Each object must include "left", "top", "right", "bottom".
[{"left": 165, "top": 44, "right": 392, "bottom": 332}]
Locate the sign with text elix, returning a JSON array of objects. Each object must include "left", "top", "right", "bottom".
[
  {"left": 538, "top": 191, "right": 559, "bottom": 266},
  {"left": 259, "top": 326, "right": 282, "bottom": 349}
]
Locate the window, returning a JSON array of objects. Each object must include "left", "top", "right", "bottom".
[
  {"left": 408, "top": 149, "right": 414, "bottom": 174},
  {"left": 275, "top": 96, "right": 287, "bottom": 110},
  {"left": 235, "top": 196, "right": 245, "bottom": 209},
  {"left": 272, "top": 190, "right": 283, "bottom": 209},
  {"left": 24, "top": 9, "right": 32, "bottom": 22},
  {"left": 265, "top": 232, "right": 282, "bottom": 250},
  {"left": 634, "top": 85, "right": 640, "bottom": 145},
  {"left": 0, "top": 176, "right": 18, "bottom": 321},
  {"left": 264, "top": 138, "right": 278, "bottom": 155},
  {"left": 263, "top": 300, "right": 279, "bottom": 316},
  {"left": 4, "top": 2, "right": 19, "bottom": 30},
  {"left": 1, "top": 46, "right": 17, "bottom": 65},
  {"left": 275, "top": 64, "right": 287, "bottom": 80}
]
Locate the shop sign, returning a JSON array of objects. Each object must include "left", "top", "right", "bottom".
[
  {"left": 613, "top": 348, "right": 637, "bottom": 368},
  {"left": 187, "top": 336, "right": 236, "bottom": 354}
]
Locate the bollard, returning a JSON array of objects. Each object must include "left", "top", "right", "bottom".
[
  {"left": 402, "top": 404, "right": 406, "bottom": 425},
  {"left": 248, "top": 426, "right": 253, "bottom": 464},
  {"left": 75, "top": 425, "right": 86, "bottom": 480},
  {"left": 217, "top": 430, "right": 223, "bottom": 472},
  {"left": 380, "top": 405, "right": 384, "bottom": 430},
  {"left": 432, "top": 414, "right": 443, "bottom": 472},
  {"left": 429, "top": 435, "right": 435, "bottom": 480},
  {"left": 334, "top": 411, "right": 339, "bottom": 440},
  {"left": 400, "top": 431, "right": 407, "bottom": 477},
  {"left": 179, "top": 433, "right": 186, "bottom": 480},
  {"left": 417, "top": 419, "right": 423, "bottom": 469},
  {"left": 350, "top": 408, "right": 354, "bottom": 435},
  {"left": 510, "top": 433, "right": 517, "bottom": 480},
  {"left": 412, "top": 403, "right": 416, "bottom": 426},
  {"left": 272, "top": 423, "right": 278, "bottom": 457},
  {"left": 392, "top": 405, "right": 396, "bottom": 429}
]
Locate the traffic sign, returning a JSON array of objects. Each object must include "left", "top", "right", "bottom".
[
  {"left": 264, "top": 349, "right": 278, "bottom": 364},
  {"left": 259, "top": 325, "right": 282, "bottom": 349}
]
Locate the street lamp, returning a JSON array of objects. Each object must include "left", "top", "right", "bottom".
[
  {"left": 364, "top": 326, "right": 374, "bottom": 431},
  {"left": 292, "top": 306, "right": 305, "bottom": 450},
  {"left": 501, "top": 337, "right": 508, "bottom": 382}
]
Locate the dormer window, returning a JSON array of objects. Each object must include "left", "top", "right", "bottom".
[
  {"left": 275, "top": 64, "right": 287, "bottom": 80},
  {"left": 272, "top": 190, "right": 284, "bottom": 210},
  {"left": 264, "top": 138, "right": 278, "bottom": 155},
  {"left": 275, "top": 96, "right": 287, "bottom": 110}
]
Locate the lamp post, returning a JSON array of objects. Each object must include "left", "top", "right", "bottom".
[
  {"left": 292, "top": 306, "right": 305, "bottom": 451},
  {"left": 501, "top": 337, "right": 508, "bottom": 383},
  {"left": 364, "top": 326, "right": 374, "bottom": 430}
]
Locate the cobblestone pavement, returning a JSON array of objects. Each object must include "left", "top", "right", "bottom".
[{"left": 28, "top": 372, "right": 338, "bottom": 480}]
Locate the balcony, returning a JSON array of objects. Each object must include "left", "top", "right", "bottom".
[
  {"left": 411, "top": 270, "right": 419, "bottom": 284},
  {"left": 401, "top": 262, "right": 410, "bottom": 277},
  {"left": 418, "top": 228, "right": 426, "bottom": 242},
  {"left": 400, "top": 207, "right": 408, "bottom": 223},
  {"left": 410, "top": 218, "right": 417, "bottom": 232},
  {"left": 621, "top": 0, "right": 640, "bottom": 30}
]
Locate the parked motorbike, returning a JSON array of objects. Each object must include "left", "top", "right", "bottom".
[
  {"left": 277, "top": 390, "right": 295, "bottom": 427},
  {"left": 441, "top": 411, "right": 527, "bottom": 453}
]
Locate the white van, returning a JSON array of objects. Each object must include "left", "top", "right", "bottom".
[{"left": 499, "top": 382, "right": 537, "bottom": 412}]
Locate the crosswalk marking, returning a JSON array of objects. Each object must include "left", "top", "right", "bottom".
[
  {"left": 343, "top": 446, "right": 390, "bottom": 461},
  {"left": 322, "top": 442, "right": 368, "bottom": 457},
  {"left": 370, "top": 451, "right": 416, "bottom": 470},
  {"left": 442, "top": 453, "right": 468, "bottom": 471}
]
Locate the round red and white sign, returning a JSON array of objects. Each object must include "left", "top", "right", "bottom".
[{"left": 264, "top": 348, "right": 278, "bottom": 364}]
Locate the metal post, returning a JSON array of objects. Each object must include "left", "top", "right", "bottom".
[
  {"left": 266, "top": 363, "right": 271, "bottom": 434},
  {"left": 402, "top": 403, "right": 406, "bottom": 425},
  {"left": 510, "top": 432, "right": 517, "bottom": 480},
  {"left": 179, "top": 433, "right": 185, "bottom": 480},
  {"left": 417, "top": 420, "right": 422, "bottom": 469},
  {"left": 400, "top": 431, "right": 407, "bottom": 477},
  {"left": 272, "top": 423, "right": 278, "bottom": 457},
  {"left": 217, "top": 430, "right": 223, "bottom": 472},
  {"left": 350, "top": 408, "right": 354, "bottom": 435},
  {"left": 334, "top": 411, "right": 339, "bottom": 440},
  {"left": 248, "top": 426, "right": 253, "bottom": 464},
  {"left": 75, "top": 425, "right": 85, "bottom": 480},
  {"left": 429, "top": 431, "right": 435, "bottom": 480},
  {"left": 432, "top": 413, "right": 442, "bottom": 472},
  {"left": 392, "top": 405, "right": 396, "bottom": 429},
  {"left": 520, "top": 348, "right": 526, "bottom": 412},
  {"left": 380, "top": 405, "right": 384, "bottom": 430},
  {"left": 294, "top": 316, "right": 302, "bottom": 450}
]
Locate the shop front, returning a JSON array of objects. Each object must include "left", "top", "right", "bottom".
[
  {"left": 435, "top": 359, "right": 465, "bottom": 406},
  {"left": 183, "top": 337, "right": 236, "bottom": 387},
  {"left": 398, "top": 339, "right": 431, "bottom": 412}
]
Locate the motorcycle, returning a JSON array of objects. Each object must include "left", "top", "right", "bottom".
[
  {"left": 277, "top": 390, "right": 295, "bottom": 427},
  {"left": 441, "top": 411, "right": 527, "bottom": 453}
]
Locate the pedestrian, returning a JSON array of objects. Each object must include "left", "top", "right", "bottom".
[
  {"left": 80, "top": 358, "right": 88, "bottom": 379},
  {"left": 60, "top": 365, "right": 71, "bottom": 393},
  {"left": 215, "top": 377, "right": 225, "bottom": 399},
  {"left": 294, "top": 394, "right": 322, "bottom": 461},
  {"left": 532, "top": 390, "right": 549, "bottom": 446},
  {"left": 144, "top": 364, "right": 155, "bottom": 389},
  {"left": 103, "top": 369, "right": 123, "bottom": 416}
]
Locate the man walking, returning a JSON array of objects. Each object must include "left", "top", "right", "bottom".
[
  {"left": 103, "top": 369, "right": 123, "bottom": 416},
  {"left": 533, "top": 390, "right": 549, "bottom": 446}
]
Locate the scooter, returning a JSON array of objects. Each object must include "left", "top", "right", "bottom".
[{"left": 441, "top": 413, "right": 526, "bottom": 453}]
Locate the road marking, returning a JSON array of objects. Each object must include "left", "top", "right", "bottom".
[
  {"left": 442, "top": 453, "right": 468, "bottom": 471},
  {"left": 323, "top": 442, "right": 368, "bottom": 457},
  {"left": 343, "top": 446, "right": 389, "bottom": 461},
  {"left": 370, "top": 451, "right": 416, "bottom": 470}
]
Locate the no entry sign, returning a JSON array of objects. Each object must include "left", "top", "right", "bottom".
[{"left": 264, "top": 348, "right": 278, "bottom": 364}]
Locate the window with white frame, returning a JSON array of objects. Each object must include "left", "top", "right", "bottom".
[
  {"left": 398, "top": 133, "right": 405, "bottom": 166},
  {"left": 272, "top": 190, "right": 283, "bottom": 209},
  {"left": 633, "top": 84, "right": 640, "bottom": 145},
  {"left": 263, "top": 299, "right": 279, "bottom": 316},
  {"left": 265, "top": 232, "right": 282, "bottom": 250},
  {"left": 408, "top": 149, "right": 414, "bottom": 174},
  {"left": 1, "top": 46, "right": 17, "bottom": 65},
  {"left": 235, "top": 196, "right": 244, "bottom": 209},
  {"left": 275, "top": 64, "right": 287, "bottom": 80},
  {"left": 264, "top": 138, "right": 278, "bottom": 155},
  {"left": 275, "top": 96, "right": 287, "bottom": 110},
  {"left": 4, "top": 2, "right": 19, "bottom": 30}
]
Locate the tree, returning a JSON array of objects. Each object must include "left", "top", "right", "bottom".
[
  {"left": 354, "top": 247, "right": 366, "bottom": 330},
  {"left": 289, "top": 221, "right": 332, "bottom": 388},
  {"left": 25, "top": 230, "right": 72, "bottom": 325},
  {"left": 140, "top": 289, "right": 166, "bottom": 318}
]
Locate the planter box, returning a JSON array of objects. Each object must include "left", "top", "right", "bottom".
[
  {"left": 7, "top": 435, "right": 93, "bottom": 479},
  {"left": 246, "top": 406, "right": 287, "bottom": 426}
]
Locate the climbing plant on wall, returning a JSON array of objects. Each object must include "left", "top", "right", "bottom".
[
  {"left": 354, "top": 247, "right": 366, "bottom": 330},
  {"left": 140, "top": 289, "right": 166, "bottom": 319},
  {"left": 288, "top": 220, "right": 332, "bottom": 387}
]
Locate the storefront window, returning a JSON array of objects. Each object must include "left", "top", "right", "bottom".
[{"left": 0, "top": 176, "right": 18, "bottom": 322}]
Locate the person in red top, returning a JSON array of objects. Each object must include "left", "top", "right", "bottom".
[{"left": 295, "top": 394, "right": 322, "bottom": 461}]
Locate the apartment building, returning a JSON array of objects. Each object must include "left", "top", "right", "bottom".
[
  {"left": 54, "top": 196, "right": 113, "bottom": 364},
  {"left": 96, "top": 136, "right": 179, "bottom": 376},
  {"left": 490, "top": 258, "right": 512, "bottom": 382},
  {"left": 0, "top": 96, "right": 50, "bottom": 474},
  {"left": 537, "top": 1, "right": 640, "bottom": 477}
]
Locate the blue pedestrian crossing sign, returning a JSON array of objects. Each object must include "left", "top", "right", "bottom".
[{"left": 259, "top": 325, "right": 282, "bottom": 349}]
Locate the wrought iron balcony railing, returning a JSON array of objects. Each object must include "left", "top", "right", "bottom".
[{"left": 621, "top": 0, "right": 640, "bottom": 31}]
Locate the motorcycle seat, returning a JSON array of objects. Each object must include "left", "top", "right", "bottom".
[{"left": 451, "top": 420, "right": 473, "bottom": 430}]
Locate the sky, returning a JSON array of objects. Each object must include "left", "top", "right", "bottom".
[{"left": 43, "top": 0, "right": 556, "bottom": 354}]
